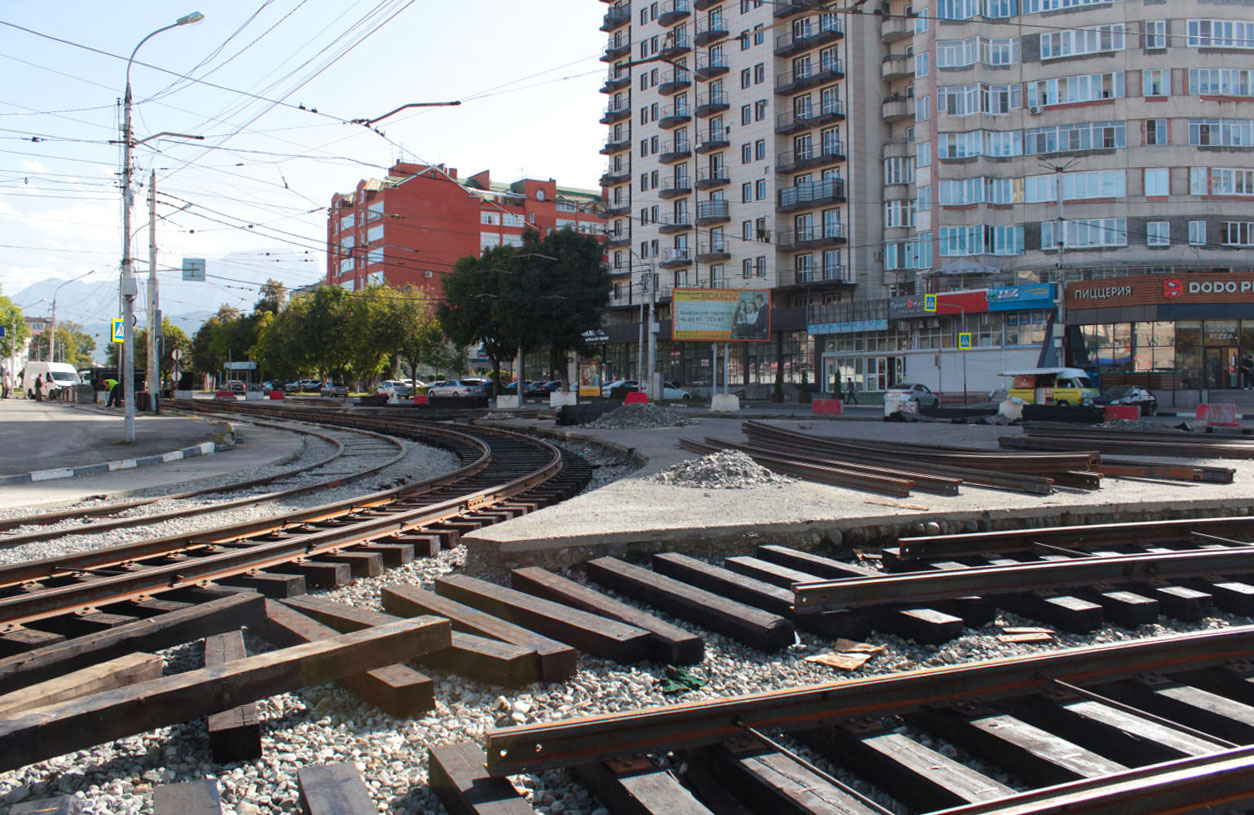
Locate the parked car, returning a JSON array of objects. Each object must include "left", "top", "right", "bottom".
[
  {"left": 320, "top": 382, "right": 348, "bottom": 397},
  {"left": 655, "top": 381, "right": 692, "bottom": 400},
  {"left": 427, "top": 378, "right": 489, "bottom": 397},
  {"left": 883, "top": 382, "right": 940, "bottom": 409},
  {"left": 499, "top": 380, "right": 529, "bottom": 395},
  {"left": 1002, "top": 367, "right": 1099, "bottom": 407},
  {"left": 601, "top": 379, "right": 639, "bottom": 397},
  {"left": 225, "top": 379, "right": 246, "bottom": 394},
  {"left": 526, "top": 380, "right": 561, "bottom": 396},
  {"left": 1093, "top": 385, "right": 1157, "bottom": 416},
  {"left": 377, "top": 379, "right": 412, "bottom": 398}
]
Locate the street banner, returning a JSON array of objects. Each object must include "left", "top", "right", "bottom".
[{"left": 673, "top": 288, "right": 771, "bottom": 342}]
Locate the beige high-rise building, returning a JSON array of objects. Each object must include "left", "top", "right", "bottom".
[{"left": 599, "top": 0, "right": 1254, "bottom": 403}]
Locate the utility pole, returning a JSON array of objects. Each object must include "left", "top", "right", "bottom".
[
  {"left": 147, "top": 169, "right": 160, "bottom": 414},
  {"left": 647, "top": 259, "right": 659, "bottom": 399}
]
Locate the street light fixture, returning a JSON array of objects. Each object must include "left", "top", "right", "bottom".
[
  {"left": 49, "top": 270, "right": 95, "bottom": 364},
  {"left": 119, "top": 11, "right": 204, "bottom": 441}
]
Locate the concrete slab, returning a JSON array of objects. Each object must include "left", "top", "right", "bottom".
[
  {"left": 464, "top": 415, "right": 1254, "bottom": 576},
  {"left": 0, "top": 400, "right": 227, "bottom": 477}
]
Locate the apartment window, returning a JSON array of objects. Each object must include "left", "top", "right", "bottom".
[
  {"left": 366, "top": 224, "right": 384, "bottom": 243},
  {"left": 753, "top": 24, "right": 764, "bottom": 44},
  {"left": 1143, "top": 69, "right": 1169, "bottom": 97},
  {"left": 741, "top": 68, "right": 751, "bottom": 88},
  {"left": 755, "top": 256, "right": 766, "bottom": 276},
  {"left": 1023, "top": 121, "right": 1124, "bottom": 154},
  {"left": 1146, "top": 221, "right": 1170, "bottom": 246},
  {"left": 754, "top": 100, "right": 767, "bottom": 121},
  {"left": 754, "top": 63, "right": 765, "bottom": 84},
  {"left": 755, "top": 179, "right": 766, "bottom": 200},
  {"left": 1190, "top": 220, "right": 1207, "bottom": 246},
  {"left": 480, "top": 211, "right": 501, "bottom": 225},
  {"left": 1025, "top": 169, "right": 1125, "bottom": 202},
  {"left": 918, "top": 185, "right": 932, "bottom": 210},
  {"left": 1040, "top": 24, "right": 1125, "bottom": 60},
  {"left": 742, "top": 220, "right": 753, "bottom": 241},
  {"left": 741, "top": 143, "right": 752, "bottom": 163},
  {"left": 340, "top": 213, "right": 355, "bottom": 230},
  {"left": 1187, "top": 19, "right": 1254, "bottom": 49},
  {"left": 1027, "top": 72, "right": 1125, "bottom": 108},
  {"left": 640, "top": 139, "right": 649, "bottom": 156},
  {"left": 1190, "top": 118, "right": 1254, "bottom": 147},
  {"left": 640, "top": 174, "right": 649, "bottom": 191},
  {"left": 1144, "top": 168, "right": 1169, "bottom": 196},
  {"left": 651, "top": 169, "right": 659, "bottom": 186},
  {"left": 339, "top": 256, "right": 355, "bottom": 274},
  {"left": 915, "top": 52, "right": 929, "bottom": 77},
  {"left": 740, "top": 30, "right": 750, "bottom": 50},
  {"left": 741, "top": 0, "right": 750, "bottom": 11},
  {"left": 1191, "top": 167, "right": 1209, "bottom": 195},
  {"left": 651, "top": 205, "right": 659, "bottom": 223},
  {"left": 742, "top": 259, "right": 753, "bottom": 277},
  {"left": 1144, "top": 20, "right": 1167, "bottom": 50},
  {"left": 1211, "top": 167, "right": 1254, "bottom": 195},
  {"left": 1040, "top": 218, "right": 1128, "bottom": 249},
  {"left": 917, "top": 142, "right": 931, "bottom": 167},
  {"left": 1145, "top": 119, "right": 1168, "bottom": 145},
  {"left": 741, "top": 104, "right": 751, "bottom": 125},
  {"left": 710, "top": 265, "right": 726, "bottom": 288},
  {"left": 756, "top": 217, "right": 768, "bottom": 241},
  {"left": 754, "top": 138, "right": 766, "bottom": 160},
  {"left": 366, "top": 200, "right": 384, "bottom": 221},
  {"left": 742, "top": 182, "right": 752, "bottom": 202},
  {"left": 915, "top": 95, "right": 931, "bottom": 122},
  {"left": 1190, "top": 69, "right": 1254, "bottom": 98},
  {"left": 1223, "top": 222, "right": 1254, "bottom": 246}
]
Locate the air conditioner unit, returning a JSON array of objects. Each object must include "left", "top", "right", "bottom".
[{"left": 1028, "top": 105, "right": 1043, "bottom": 115}]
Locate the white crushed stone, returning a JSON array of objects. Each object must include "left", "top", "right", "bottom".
[
  {"left": 584, "top": 403, "right": 692, "bottom": 430},
  {"left": 653, "top": 450, "right": 794, "bottom": 489}
]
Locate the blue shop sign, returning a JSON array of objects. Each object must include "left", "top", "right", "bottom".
[
  {"left": 987, "top": 283, "right": 1056, "bottom": 312},
  {"left": 808, "top": 319, "right": 889, "bottom": 334}
]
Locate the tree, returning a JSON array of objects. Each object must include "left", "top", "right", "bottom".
[
  {"left": 254, "top": 278, "right": 287, "bottom": 315},
  {"left": 438, "top": 247, "right": 517, "bottom": 393},
  {"left": 381, "top": 285, "right": 443, "bottom": 386},
  {"left": 190, "top": 304, "right": 241, "bottom": 377},
  {"left": 0, "top": 288, "right": 30, "bottom": 362},
  {"left": 106, "top": 319, "right": 190, "bottom": 383},
  {"left": 30, "top": 320, "right": 94, "bottom": 368}
]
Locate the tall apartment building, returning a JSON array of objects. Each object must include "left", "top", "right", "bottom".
[
  {"left": 598, "top": 0, "right": 883, "bottom": 388},
  {"left": 327, "top": 163, "right": 603, "bottom": 298},
  {"left": 602, "top": 0, "right": 1254, "bottom": 402}
]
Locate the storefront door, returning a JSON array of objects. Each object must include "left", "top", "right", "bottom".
[{"left": 1204, "top": 346, "right": 1239, "bottom": 389}]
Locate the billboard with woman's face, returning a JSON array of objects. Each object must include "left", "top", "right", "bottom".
[{"left": 672, "top": 288, "right": 771, "bottom": 341}]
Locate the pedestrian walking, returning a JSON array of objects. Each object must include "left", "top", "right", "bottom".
[{"left": 33, "top": 374, "right": 43, "bottom": 402}]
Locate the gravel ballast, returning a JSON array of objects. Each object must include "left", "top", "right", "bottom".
[{"left": 653, "top": 450, "right": 794, "bottom": 489}]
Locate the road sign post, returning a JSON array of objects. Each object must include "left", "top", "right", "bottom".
[{"left": 958, "top": 332, "right": 972, "bottom": 406}]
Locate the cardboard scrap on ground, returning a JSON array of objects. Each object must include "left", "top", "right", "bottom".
[
  {"left": 804, "top": 639, "right": 887, "bottom": 671},
  {"left": 998, "top": 626, "right": 1055, "bottom": 644}
]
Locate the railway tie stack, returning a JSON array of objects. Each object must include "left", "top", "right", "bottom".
[{"left": 1002, "top": 421, "right": 1254, "bottom": 465}]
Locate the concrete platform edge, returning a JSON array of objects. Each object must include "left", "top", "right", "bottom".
[
  {"left": 464, "top": 495, "right": 1254, "bottom": 578},
  {"left": 0, "top": 425, "right": 235, "bottom": 486}
]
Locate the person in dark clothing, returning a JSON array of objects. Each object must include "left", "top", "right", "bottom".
[
  {"left": 1242, "top": 355, "right": 1253, "bottom": 390},
  {"left": 108, "top": 381, "right": 123, "bottom": 408},
  {"left": 33, "top": 374, "right": 43, "bottom": 402},
  {"left": 752, "top": 294, "right": 769, "bottom": 339}
]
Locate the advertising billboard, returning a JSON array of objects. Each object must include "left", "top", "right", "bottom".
[{"left": 673, "top": 288, "right": 771, "bottom": 342}]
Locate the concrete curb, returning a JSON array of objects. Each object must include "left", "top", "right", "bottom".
[{"left": 0, "top": 435, "right": 234, "bottom": 487}]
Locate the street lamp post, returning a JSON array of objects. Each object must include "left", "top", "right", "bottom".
[
  {"left": 49, "top": 270, "right": 95, "bottom": 365},
  {"left": 119, "top": 11, "right": 204, "bottom": 442}
]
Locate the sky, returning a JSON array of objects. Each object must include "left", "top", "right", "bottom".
[{"left": 0, "top": 0, "right": 608, "bottom": 326}]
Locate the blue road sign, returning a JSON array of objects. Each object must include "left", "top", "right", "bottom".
[
  {"left": 958, "top": 332, "right": 972, "bottom": 350},
  {"left": 924, "top": 293, "right": 937, "bottom": 312},
  {"left": 111, "top": 318, "right": 125, "bottom": 343}
]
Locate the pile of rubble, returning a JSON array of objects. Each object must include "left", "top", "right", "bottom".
[
  {"left": 653, "top": 450, "right": 794, "bottom": 489},
  {"left": 585, "top": 403, "right": 693, "bottom": 430}
]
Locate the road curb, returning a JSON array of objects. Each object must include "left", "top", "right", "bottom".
[{"left": 0, "top": 438, "right": 229, "bottom": 486}]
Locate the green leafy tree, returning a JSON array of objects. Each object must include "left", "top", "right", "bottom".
[
  {"left": 438, "top": 247, "right": 518, "bottom": 392},
  {"left": 30, "top": 320, "right": 95, "bottom": 368},
  {"left": 0, "top": 288, "right": 30, "bottom": 361},
  {"left": 370, "top": 285, "right": 443, "bottom": 386},
  {"left": 190, "top": 304, "right": 241, "bottom": 377}
]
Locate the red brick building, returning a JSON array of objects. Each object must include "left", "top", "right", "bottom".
[{"left": 326, "top": 162, "right": 605, "bottom": 295}]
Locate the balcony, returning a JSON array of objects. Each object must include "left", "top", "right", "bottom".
[
  {"left": 658, "top": 0, "right": 691, "bottom": 27},
  {"left": 600, "top": 161, "right": 631, "bottom": 187},
  {"left": 779, "top": 222, "right": 847, "bottom": 250},
  {"left": 600, "top": 132, "right": 631, "bottom": 155},
  {"left": 882, "top": 95, "right": 911, "bottom": 121},
  {"left": 601, "top": 102, "right": 631, "bottom": 124},
  {"left": 659, "top": 138, "right": 692, "bottom": 163},
  {"left": 881, "top": 15, "right": 911, "bottom": 42},
  {"left": 881, "top": 53, "right": 912, "bottom": 80},
  {"left": 694, "top": 15, "right": 728, "bottom": 47},
  {"left": 776, "top": 142, "right": 845, "bottom": 173},
  {"left": 658, "top": 102, "right": 692, "bottom": 129},
  {"left": 777, "top": 178, "right": 846, "bottom": 212},
  {"left": 693, "top": 0, "right": 720, "bottom": 9},
  {"left": 695, "top": 89, "right": 730, "bottom": 117},
  {"left": 601, "top": 69, "right": 631, "bottom": 94},
  {"left": 659, "top": 175, "right": 693, "bottom": 199},
  {"left": 697, "top": 237, "right": 731, "bottom": 262},
  {"left": 775, "top": 100, "right": 845, "bottom": 134},
  {"left": 659, "top": 248, "right": 693, "bottom": 268},
  {"left": 660, "top": 34, "right": 692, "bottom": 59},
  {"left": 695, "top": 131, "right": 730, "bottom": 153},
  {"left": 605, "top": 201, "right": 632, "bottom": 217},
  {"left": 605, "top": 232, "right": 632, "bottom": 248},
  {"left": 696, "top": 166, "right": 730, "bottom": 191},
  {"left": 773, "top": 0, "right": 825, "bottom": 18},
  {"left": 658, "top": 68, "right": 692, "bottom": 96},
  {"left": 602, "top": 39, "right": 631, "bottom": 62},
  {"left": 696, "top": 198, "right": 731, "bottom": 224},
  {"left": 694, "top": 52, "right": 729, "bottom": 80},
  {"left": 774, "top": 18, "right": 844, "bottom": 57},
  {"left": 601, "top": 4, "right": 631, "bottom": 32},
  {"left": 793, "top": 263, "right": 851, "bottom": 284},
  {"left": 775, "top": 60, "right": 844, "bottom": 95},
  {"left": 659, "top": 212, "right": 692, "bottom": 233},
  {"left": 882, "top": 138, "right": 909, "bottom": 160}
]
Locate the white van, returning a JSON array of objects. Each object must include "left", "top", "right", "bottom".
[{"left": 22, "top": 362, "right": 81, "bottom": 397}]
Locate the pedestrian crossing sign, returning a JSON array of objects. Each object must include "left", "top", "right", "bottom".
[
  {"left": 958, "top": 332, "right": 972, "bottom": 350},
  {"left": 924, "top": 293, "right": 937, "bottom": 312},
  {"left": 111, "top": 318, "right": 124, "bottom": 343}
]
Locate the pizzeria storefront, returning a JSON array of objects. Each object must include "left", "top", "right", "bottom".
[{"left": 1065, "top": 274, "right": 1254, "bottom": 393}]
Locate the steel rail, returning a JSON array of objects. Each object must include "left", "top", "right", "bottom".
[
  {"left": 928, "top": 745, "right": 1254, "bottom": 815},
  {"left": 484, "top": 625, "right": 1254, "bottom": 775},
  {"left": 894, "top": 516, "right": 1254, "bottom": 562},
  {"left": 1001, "top": 434, "right": 1254, "bottom": 460},
  {"left": 0, "top": 419, "right": 408, "bottom": 547},
  {"left": 738, "top": 426, "right": 1058, "bottom": 495},
  {"left": 793, "top": 545, "right": 1254, "bottom": 613},
  {"left": 678, "top": 437, "right": 916, "bottom": 496},
  {"left": 0, "top": 424, "right": 564, "bottom": 626}
]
